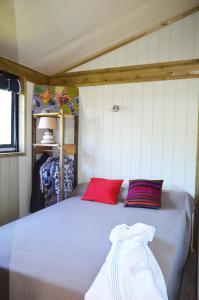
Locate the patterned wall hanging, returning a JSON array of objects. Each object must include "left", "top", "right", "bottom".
[{"left": 33, "top": 85, "right": 79, "bottom": 115}]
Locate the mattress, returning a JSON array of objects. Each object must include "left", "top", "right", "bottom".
[{"left": 0, "top": 186, "right": 194, "bottom": 300}]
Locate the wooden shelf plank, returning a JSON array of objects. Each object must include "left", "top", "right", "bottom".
[
  {"left": 64, "top": 114, "right": 75, "bottom": 119},
  {"left": 33, "top": 143, "right": 59, "bottom": 147},
  {"left": 33, "top": 143, "right": 76, "bottom": 155},
  {"left": 33, "top": 112, "right": 60, "bottom": 118},
  {"left": 32, "top": 112, "right": 75, "bottom": 119}
]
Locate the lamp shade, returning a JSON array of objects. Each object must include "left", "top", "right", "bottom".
[{"left": 38, "top": 117, "right": 58, "bottom": 129}]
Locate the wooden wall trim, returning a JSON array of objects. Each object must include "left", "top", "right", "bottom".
[
  {"left": 49, "top": 59, "right": 199, "bottom": 86},
  {"left": 0, "top": 56, "right": 49, "bottom": 85},
  {"left": 54, "top": 4, "right": 199, "bottom": 75}
]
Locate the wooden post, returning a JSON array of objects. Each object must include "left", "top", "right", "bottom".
[
  {"left": 195, "top": 104, "right": 199, "bottom": 203},
  {"left": 74, "top": 116, "right": 79, "bottom": 187},
  {"left": 59, "top": 108, "right": 64, "bottom": 201},
  {"left": 193, "top": 104, "right": 199, "bottom": 250},
  {"left": 32, "top": 116, "right": 36, "bottom": 169}
]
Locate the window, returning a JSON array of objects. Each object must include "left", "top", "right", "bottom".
[{"left": 0, "top": 89, "right": 18, "bottom": 152}]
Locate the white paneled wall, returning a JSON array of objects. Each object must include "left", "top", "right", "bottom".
[
  {"left": 0, "top": 157, "right": 19, "bottom": 225},
  {"left": 79, "top": 79, "right": 199, "bottom": 196},
  {"left": 18, "top": 82, "right": 33, "bottom": 218},
  {"left": 76, "top": 11, "right": 199, "bottom": 197},
  {"left": 72, "top": 11, "right": 199, "bottom": 71}
]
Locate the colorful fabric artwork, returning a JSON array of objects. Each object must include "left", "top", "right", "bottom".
[{"left": 33, "top": 85, "right": 79, "bottom": 115}]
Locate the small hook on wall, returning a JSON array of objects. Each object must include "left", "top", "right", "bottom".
[{"left": 111, "top": 105, "right": 120, "bottom": 112}]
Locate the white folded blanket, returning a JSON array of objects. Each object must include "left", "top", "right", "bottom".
[{"left": 85, "top": 223, "right": 168, "bottom": 300}]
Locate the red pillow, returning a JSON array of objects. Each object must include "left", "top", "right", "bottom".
[{"left": 81, "top": 178, "right": 123, "bottom": 205}]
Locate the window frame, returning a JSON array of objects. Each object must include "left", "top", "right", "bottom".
[{"left": 0, "top": 92, "right": 19, "bottom": 153}]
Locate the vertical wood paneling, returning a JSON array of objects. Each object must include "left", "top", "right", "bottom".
[
  {"left": 79, "top": 78, "right": 199, "bottom": 196},
  {"left": 106, "top": 51, "right": 117, "bottom": 68},
  {"left": 194, "top": 13, "right": 199, "bottom": 58},
  {"left": 18, "top": 82, "right": 32, "bottom": 218},
  {"left": 87, "top": 87, "right": 95, "bottom": 177},
  {"left": 64, "top": 119, "right": 75, "bottom": 144},
  {"left": 120, "top": 85, "right": 133, "bottom": 181},
  {"left": 162, "top": 81, "right": 176, "bottom": 187},
  {"left": 0, "top": 154, "right": 19, "bottom": 225},
  {"left": 137, "top": 37, "right": 149, "bottom": 64},
  {"left": 102, "top": 86, "right": 113, "bottom": 179},
  {"left": 184, "top": 80, "right": 199, "bottom": 194},
  {"left": 78, "top": 88, "right": 87, "bottom": 182},
  {"left": 181, "top": 14, "right": 195, "bottom": 59},
  {"left": 126, "top": 41, "right": 137, "bottom": 65},
  {"left": 111, "top": 85, "right": 123, "bottom": 179},
  {"left": 173, "top": 80, "right": 188, "bottom": 189},
  {"left": 130, "top": 84, "right": 143, "bottom": 179},
  {"left": 158, "top": 26, "right": 171, "bottom": 61},
  {"left": 78, "top": 88, "right": 86, "bottom": 183},
  {"left": 0, "top": 158, "right": 10, "bottom": 225},
  {"left": 95, "top": 87, "right": 104, "bottom": 178},
  {"left": 148, "top": 31, "right": 160, "bottom": 63},
  {"left": 9, "top": 157, "right": 19, "bottom": 221},
  {"left": 170, "top": 20, "right": 182, "bottom": 60},
  {"left": 151, "top": 82, "right": 164, "bottom": 179},
  {"left": 116, "top": 47, "right": 127, "bottom": 67},
  {"left": 140, "top": 83, "right": 153, "bottom": 178}
]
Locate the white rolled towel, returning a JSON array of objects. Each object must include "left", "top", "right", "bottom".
[{"left": 85, "top": 223, "right": 168, "bottom": 300}]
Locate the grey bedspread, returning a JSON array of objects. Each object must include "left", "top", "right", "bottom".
[{"left": 0, "top": 186, "right": 194, "bottom": 300}]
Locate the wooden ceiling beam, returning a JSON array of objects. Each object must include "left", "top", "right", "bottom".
[
  {"left": 49, "top": 59, "right": 199, "bottom": 86},
  {"left": 0, "top": 56, "right": 49, "bottom": 85},
  {"left": 54, "top": 4, "right": 199, "bottom": 76},
  {"left": 1, "top": 57, "right": 199, "bottom": 87}
]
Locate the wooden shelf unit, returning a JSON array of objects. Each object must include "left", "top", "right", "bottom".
[{"left": 32, "top": 109, "right": 78, "bottom": 201}]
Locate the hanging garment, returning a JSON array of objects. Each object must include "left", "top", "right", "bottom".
[
  {"left": 85, "top": 223, "right": 168, "bottom": 300},
  {"left": 40, "top": 157, "right": 59, "bottom": 207},
  {"left": 40, "top": 156, "right": 74, "bottom": 207},
  {"left": 40, "top": 157, "right": 56, "bottom": 194},
  {"left": 30, "top": 153, "right": 49, "bottom": 213},
  {"left": 54, "top": 156, "right": 74, "bottom": 202},
  {"left": 39, "top": 157, "right": 57, "bottom": 207}
]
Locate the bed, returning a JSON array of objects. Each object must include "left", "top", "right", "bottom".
[{"left": 0, "top": 184, "right": 194, "bottom": 300}]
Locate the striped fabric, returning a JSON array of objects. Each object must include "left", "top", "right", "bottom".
[{"left": 124, "top": 180, "right": 163, "bottom": 209}]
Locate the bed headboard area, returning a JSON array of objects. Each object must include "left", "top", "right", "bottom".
[{"left": 78, "top": 79, "right": 199, "bottom": 198}]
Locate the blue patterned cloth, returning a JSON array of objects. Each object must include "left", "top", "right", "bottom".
[
  {"left": 40, "top": 156, "right": 74, "bottom": 207},
  {"left": 54, "top": 156, "right": 74, "bottom": 202}
]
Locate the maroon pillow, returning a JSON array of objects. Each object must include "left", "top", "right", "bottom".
[
  {"left": 125, "top": 179, "right": 163, "bottom": 209},
  {"left": 81, "top": 178, "right": 123, "bottom": 205}
]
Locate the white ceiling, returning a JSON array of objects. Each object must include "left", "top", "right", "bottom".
[{"left": 0, "top": 0, "right": 198, "bottom": 75}]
